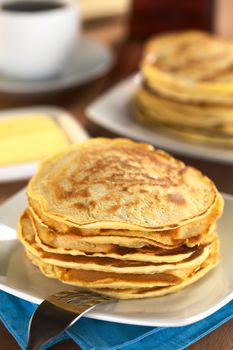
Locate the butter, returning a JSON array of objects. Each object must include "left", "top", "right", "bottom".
[{"left": 0, "top": 115, "right": 70, "bottom": 166}]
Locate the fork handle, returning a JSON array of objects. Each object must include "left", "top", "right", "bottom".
[{"left": 26, "top": 300, "right": 84, "bottom": 350}]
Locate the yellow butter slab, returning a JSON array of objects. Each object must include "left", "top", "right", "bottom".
[{"left": 0, "top": 115, "right": 70, "bottom": 166}]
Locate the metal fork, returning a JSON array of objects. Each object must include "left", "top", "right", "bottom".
[{"left": 26, "top": 289, "right": 114, "bottom": 350}]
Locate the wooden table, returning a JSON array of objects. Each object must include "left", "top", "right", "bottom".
[{"left": 0, "top": 18, "right": 233, "bottom": 350}]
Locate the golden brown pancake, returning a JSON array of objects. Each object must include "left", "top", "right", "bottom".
[
  {"left": 17, "top": 138, "right": 223, "bottom": 299},
  {"left": 18, "top": 209, "right": 212, "bottom": 274},
  {"left": 134, "top": 86, "right": 233, "bottom": 135},
  {"left": 29, "top": 191, "right": 223, "bottom": 248},
  {"left": 20, "top": 209, "right": 204, "bottom": 264},
  {"left": 28, "top": 138, "right": 218, "bottom": 232},
  {"left": 132, "top": 31, "right": 233, "bottom": 146},
  {"left": 23, "top": 240, "right": 219, "bottom": 299},
  {"left": 132, "top": 95, "right": 233, "bottom": 147},
  {"left": 142, "top": 30, "right": 233, "bottom": 104}
]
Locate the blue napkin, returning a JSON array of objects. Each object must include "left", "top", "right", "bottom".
[{"left": 0, "top": 290, "right": 232, "bottom": 350}]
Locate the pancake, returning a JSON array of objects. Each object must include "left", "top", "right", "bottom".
[
  {"left": 52, "top": 264, "right": 195, "bottom": 289},
  {"left": 30, "top": 207, "right": 184, "bottom": 250},
  {"left": 150, "top": 124, "right": 233, "bottom": 147},
  {"left": 141, "top": 30, "right": 233, "bottom": 104},
  {"left": 134, "top": 86, "right": 233, "bottom": 135},
  {"left": 95, "top": 243, "right": 218, "bottom": 299},
  {"left": 20, "top": 209, "right": 202, "bottom": 263},
  {"left": 24, "top": 236, "right": 219, "bottom": 298},
  {"left": 28, "top": 138, "right": 218, "bottom": 232},
  {"left": 17, "top": 138, "right": 223, "bottom": 299},
  {"left": 147, "top": 123, "right": 233, "bottom": 147},
  {"left": 25, "top": 249, "right": 180, "bottom": 288},
  {"left": 132, "top": 96, "right": 233, "bottom": 147},
  {"left": 43, "top": 247, "right": 211, "bottom": 275},
  {"left": 137, "top": 31, "right": 233, "bottom": 146},
  {"left": 26, "top": 251, "right": 57, "bottom": 279},
  {"left": 29, "top": 191, "right": 223, "bottom": 247},
  {"left": 35, "top": 232, "right": 201, "bottom": 263},
  {"left": 18, "top": 209, "right": 213, "bottom": 274},
  {"left": 24, "top": 242, "right": 215, "bottom": 290}
]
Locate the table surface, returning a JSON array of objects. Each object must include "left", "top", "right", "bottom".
[{"left": 0, "top": 18, "right": 233, "bottom": 350}]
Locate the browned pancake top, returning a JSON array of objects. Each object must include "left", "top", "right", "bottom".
[{"left": 29, "top": 138, "right": 217, "bottom": 230}]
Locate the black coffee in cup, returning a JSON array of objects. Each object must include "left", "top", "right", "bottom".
[{"left": 2, "top": 1, "right": 64, "bottom": 12}]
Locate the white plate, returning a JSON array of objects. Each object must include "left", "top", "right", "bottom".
[
  {"left": 86, "top": 75, "right": 233, "bottom": 164},
  {"left": 0, "top": 106, "right": 89, "bottom": 183},
  {"left": 0, "top": 190, "right": 233, "bottom": 327},
  {"left": 0, "top": 37, "right": 113, "bottom": 94}
]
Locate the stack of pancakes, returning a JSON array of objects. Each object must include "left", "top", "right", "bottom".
[
  {"left": 132, "top": 30, "right": 233, "bottom": 146},
  {"left": 18, "top": 138, "right": 223, "bottom": 299}
]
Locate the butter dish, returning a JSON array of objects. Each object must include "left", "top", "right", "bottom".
[{"left": 0, "top": 106, "right": 89, "bottom": 182}]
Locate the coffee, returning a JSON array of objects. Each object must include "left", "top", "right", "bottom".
[{"left": 2, "top": 1, "right": 64, "bottom": 12}]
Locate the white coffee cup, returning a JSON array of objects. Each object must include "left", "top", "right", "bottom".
[{"left": 0, "top": 0, "right": 79, "bottom": 79}]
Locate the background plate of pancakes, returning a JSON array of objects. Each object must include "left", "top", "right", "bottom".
[
  {"left": 0, "top": 144, "right": 233, "bottom": 327},
  {"left": 87, "top": 75, "right": 233, "bottom": 164}
]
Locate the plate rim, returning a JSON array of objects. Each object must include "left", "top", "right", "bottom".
[{"left": 0, "top": 282, "right": 232, "bottom": 328}]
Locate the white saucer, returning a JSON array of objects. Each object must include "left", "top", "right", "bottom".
[
  {"left": 0, "top": 189, "right": 233, "bottom": 327},
  {"left": 0, "top": 37, "right": 113, "bottom": 94}
]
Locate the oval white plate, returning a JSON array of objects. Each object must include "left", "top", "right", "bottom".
[
  {"left": 0, "top": 37, "right": 113, "bottom": 93},
  {"left": 0, "top": 190, "right": 232, "bottom": 327},
  {"left": 86, "top": 75, "right": 233, "bottom": 164}
]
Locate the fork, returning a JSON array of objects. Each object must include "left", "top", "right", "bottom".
[{"left": 26, "top": 289, "right": 114, "bottom": 350}]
